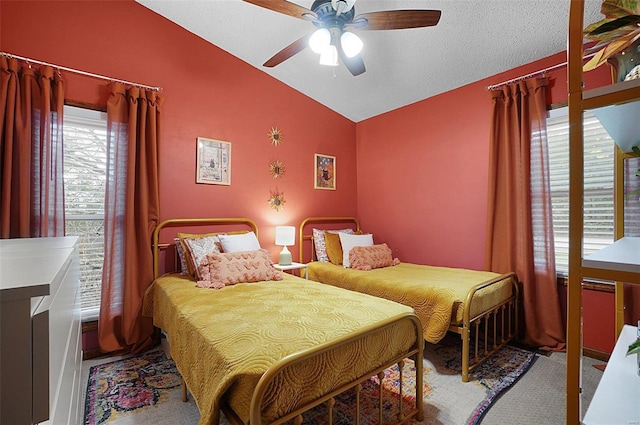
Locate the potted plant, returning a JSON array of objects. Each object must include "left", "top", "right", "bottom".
[
  {"left": 629, "top": 337, "right": 640, "bottom": 377},
  {"left": 583, "top": 0, "right": 640, "bottom": 80}
]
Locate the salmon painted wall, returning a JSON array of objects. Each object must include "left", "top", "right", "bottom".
[
  {"left": 356, "top": 52, "right": 617, "bottom": 351},
  {"left": 356, "top": 52, "right": 611, "bottom": 270},
  {"left": 0, "top": 0, "right": 357, "bottom": 261}
]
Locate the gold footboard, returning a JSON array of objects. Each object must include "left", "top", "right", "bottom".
[
  {"left": 449, "top": 272, "right": 519, "bottom": 382},
  {"left": 175, "top": 311, "right": 426, "bottom": 425},
  {"left": 242, "top": 312, "right": 425, "bottom": 425}
]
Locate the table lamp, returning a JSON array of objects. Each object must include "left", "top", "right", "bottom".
[{"left": 275, "top": 225, "right": 295, "bottom": 265}]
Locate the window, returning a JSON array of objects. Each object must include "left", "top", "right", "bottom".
[
  {"left": 547, "top": 107, "right": 615, "bottom": 275},
  {"left": 63, "top": 105, "right": 107, "bottom": 320}
]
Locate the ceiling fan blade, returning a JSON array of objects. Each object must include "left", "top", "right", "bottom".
[
  {"left": 263, "top": 34, "right": 312, "bottom": 68},
  {"left": 337, "top": 41, "right": 366, "bottom": 76},
  {"left": 347, "top": 10, "right": 441, "bottom": 30},
  {"left": 241, "top": 0, "right": 317, "bottom": 21}
]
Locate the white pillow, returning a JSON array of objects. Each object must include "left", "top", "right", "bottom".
[
  {"left": 219, "top": 231, "right": 261, "bottom": 253},
  {"left": 339, "top": 232, "right": 374, "bottom": 268}
]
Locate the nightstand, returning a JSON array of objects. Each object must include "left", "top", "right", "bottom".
[{"left": 273, "top": 262, "right": 308, "bottom": 279}]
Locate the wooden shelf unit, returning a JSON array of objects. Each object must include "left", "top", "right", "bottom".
[{"left": 567, "top": 1, "right": 640, "bottom": 424}]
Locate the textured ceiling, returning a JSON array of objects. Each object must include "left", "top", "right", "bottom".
[{"left": 136, "top": 0, "right": 603, "bottom": 122}]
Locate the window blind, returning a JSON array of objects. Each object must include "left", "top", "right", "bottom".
[
  {"left": 63, "top": 106, "right": 107, "bottom": 318},
  {"left": 547, "top": 108, "right": 615, "bottom": 274}
]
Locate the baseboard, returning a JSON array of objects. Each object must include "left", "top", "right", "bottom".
[
  {"left": 83, "top": 348, "right": 107, "bottom": 361},
  {"left": 583, "top": 347, "right": 610, "bottom": 362}
]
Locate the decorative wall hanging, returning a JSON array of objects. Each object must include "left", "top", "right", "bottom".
[
  {"left": 269, "top": 160, "right": 286, "bottom": 179},
  {"left": 196, "top": 137, "right": 231, "bottom": 185},
  {"left": 268, "top": 189, "right": 286, "bottom": 211},
  {"left": 269, "top": 127, "right": 283, "bottom": 146},
  {"left": 314, "top": 153, "right": 336, "bottom": 190}
]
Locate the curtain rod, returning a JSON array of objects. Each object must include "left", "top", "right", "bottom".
[
  {"left": 486, "top": 52, "right": 596, "bottom": 91},
  {"left": 1, "top": 52, "right": 162, "bottom": 92}
]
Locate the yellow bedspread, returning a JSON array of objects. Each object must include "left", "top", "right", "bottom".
[
  {"left": 307, "top": 262, "right": 513, "bottom": 344},
  {"left": 142, "top": 272, "right": 419, "bottom": 425}
]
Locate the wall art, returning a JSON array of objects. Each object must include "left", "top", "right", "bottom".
[
  {"left": 269, "top": 160, "right": 286, "bottom": 179},
  {"left": 314, "top": 153, "right": 336, "bottom": 190},
  {"left": 196, "top": 137, "right": 231, "bottom": 185},
  {"left": 268, "top": 127, "right": 283, "bottom": 146},
  {"left": 268, "top": 189, "right": 286, "bottom": 212}
]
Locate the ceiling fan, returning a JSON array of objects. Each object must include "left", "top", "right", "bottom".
[{"left": 242, "top": 0, "right": 441, "bottom": 76}]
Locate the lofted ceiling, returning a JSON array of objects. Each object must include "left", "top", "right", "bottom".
[{"left": 136, "top": 0, "right": 603, "bottom": 122}]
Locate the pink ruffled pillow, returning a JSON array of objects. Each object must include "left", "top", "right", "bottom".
[
  {"left": 349, "top": 243, "right": 400, "bottom": 271},
  {"left": 196, "top": 249, "right": 283, "bottom": 289}
]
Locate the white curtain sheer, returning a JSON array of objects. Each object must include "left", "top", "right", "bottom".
[{"left": 530, "top": 106, "right": 558, "bottom": 287}]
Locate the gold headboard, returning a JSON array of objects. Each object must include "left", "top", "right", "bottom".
[
  {"left": 152, "top": 217, "right": 258, "bottom": 279},
  {"left": 298, "top": 216, "right": 360, "bottom": 263}
]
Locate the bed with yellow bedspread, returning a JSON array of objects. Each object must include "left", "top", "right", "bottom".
[
  {"left": 300, "top": 216, "right": 519, "bottom": 383},
  {"left": 143, "top": 268, "right": 423, "bottom": 425},
  {"left": 307, "top": 262, "right": 514, "bottom": 344}
]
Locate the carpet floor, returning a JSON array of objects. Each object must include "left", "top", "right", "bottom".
[
  {"left": 480, "top": 351, "right": 603, "bottom": 424},
  {"left": 83, "top": 334, "right": 536, "bottom": 425}
]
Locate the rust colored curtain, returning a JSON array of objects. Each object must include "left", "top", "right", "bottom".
[
  {"left": 98, "top": 83, "right": 163, "bottom": 353},
  {"left": 485, "top": 78, "right": 565, "bottom": 350},
  {"left": 0, "top": 56, "right": 65, "bottom": 238}
]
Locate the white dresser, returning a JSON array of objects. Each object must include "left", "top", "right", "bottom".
[{"left": 0, "top": 237, "right": 82, "bottom": 424}]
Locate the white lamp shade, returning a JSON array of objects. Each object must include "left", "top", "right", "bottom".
[
  {"left": 341, "top": 31, "right": 363, "bottom": 58},
  {"left": 309, "top": 28, "right": 331, "bottom": 54},
  {"left": 275, "top": 226, "right": 295, "bottom": 246},
  {"left": 319, "top": 45, "right": 339, "bottom": 66},
  {"left": 592, "top": 103, "right": 640, "bottom": 153}
]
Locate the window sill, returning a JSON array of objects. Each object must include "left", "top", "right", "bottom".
[
  {"left": 82, "top": 307, "right": 99, "bottom": 322},
  {"left": 556, "top": 275, "right": 615, "bottom": 293}
]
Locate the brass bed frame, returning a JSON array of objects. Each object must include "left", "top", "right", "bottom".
[
  {"left": 299, "top": 216, "right": 520, "bottom": 383},
  {"left": 150, "top": 217, "right": 425, "bottom": 425}
]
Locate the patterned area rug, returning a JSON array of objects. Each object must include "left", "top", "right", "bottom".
[{"left": 84, "top": 335, "right": 535, "bottom": 425}]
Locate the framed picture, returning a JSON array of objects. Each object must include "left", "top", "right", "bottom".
[
  {"left": 196, "top": 137, "right": 231, "bottom": 185},
  {"left": 314, "top": 153, "right": 336, "bottom": 190}
]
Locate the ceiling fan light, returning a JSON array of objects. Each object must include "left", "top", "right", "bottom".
[
  {"left": 341, "top": 31, "right": 363, "bottom": 58},
  {"left": 319, "top": 45, "right": 339, "bottom": 66},
  {"left": 309, "top": 28, "right": 331, "bottom": 54}
]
